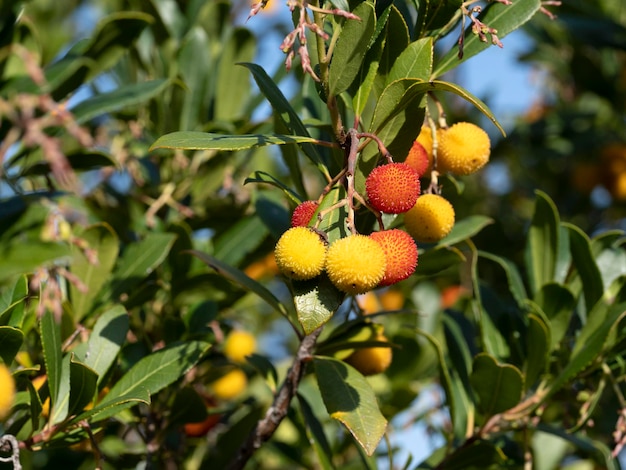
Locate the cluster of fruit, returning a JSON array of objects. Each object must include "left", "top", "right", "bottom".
[{"left": 274, "top": 121, "right": 490, "bottom": 296}]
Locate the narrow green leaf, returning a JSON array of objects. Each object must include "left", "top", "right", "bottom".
[
  {"left": 0, "top": 275, "right": 28, "bottom": 327},
  {"left": 478, "top": 251, "right": 528, "bottom": 307},
  {"left": 189, "top": 250, "right": 291, "bottom": 321},
  {"left": 151, "top": 132, "right": 317, "bottom": 151},
  {"left": 0, "top": 242, "right": 72, "bottom": 283},
  {"left": 68, "top": 356, "right": 98, "bottom": 416},
  {"left": 432, "top": 0, "right": 542, "bottom": 77},
  {"left": 415, "top": 246, "right": 465, "bottom": 276},
  {"left": 51, "top": 355, "right": 71, "bottom": 424},
  {"left": 437, "top": 215, "right": 493, "bottom": 247},
  {"left": 244, "top": 171, "right": 302, "bottom": 205},
  {"left": 241, "top": 63, "right": 328, "bottom": 176},
  {"left": 314, "top": 356, "right": 387, "bottom": 456},
  {"left": 378, "top": 6, "right": 409, "bottom": 80},
  {"left": 40, "top": 310, "right": 62, "bottom": 414},
  {"left": 329, "top": 2, "right": 376, "bottom": 96},
  {"left": 101, "top": 341, "right": 210, "bottom": 405},
  {"left": 71, "top": 79, "right": 170, "bottom": 124},
  {"left": 73, "top": 305, "right": 128, "bottom": 386},
  {"left": 213, "top": 216, "right": 269, "bottom": 267},
  {"left": 564, "top": 223, "right": 604, "bottom": 313},
  {"left": 215, "top": 28, "right": 256, "bottom": 120},
  {"left": 524, "top": 190, "right": 560, "bottom": 295},
  {"left": 103, "top": 233, "right": 176, "bottom": 303},
  {"left": 534, "top": 282, "right": 576, "bottom": 348},
  {"left": 386, "top": 37, "right": 433, "bottom": 84},
  {"left": 298, "top": 393, "right": 335, "bottom": 470},
  {"left": 68, "top": 389, "right": 150, "bottom": 425},
  {"left": 0, "top": 326, "right": 23, "bottom": 365},
  {"left": 70, "top": 223, "right": 119, "bottom": 320},
  {"left": 469, "top": 353, "right": 523, "bottom": 416},
  {"left": 524, "top": 312, "right": 551, "bottom": 389},
  {"left": 294, "top": 274, "right": 344, "bottom": 335},
  {"left": 178, "top": 26, "right": 211, "bottom": 130},
  {"left": 274, "top": 112, "right": 308, "bottom": 200},
  {"left": 352, "top": 20, "right": 386, "bottom": 118}
]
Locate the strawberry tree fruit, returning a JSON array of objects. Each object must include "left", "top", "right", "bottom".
[
  {"left": 344, "top": 325, "right": 393, "bottom": 376},
  {"left": 325, "top": 234, "right": 386, "bottom": 294},
  {"left": 404, "top": 194, "right": 455, "bottom": 243},
  {"left": 370, "top": 229, "right": 418, "bottom": 286},
  {"left": 275, "top": 227, "right": 327, "bottom": 280},
  {"left": 438, "top": 122, "right": 491, "bottom": 175},
  {"left": 291, "top": 200, "right": 319, "bottom": 227},
  {"left": 223, "top": 330, "right": 257, "bottom": 363},
  {"left": 365, "top": 162, "right": 421, "bottom": 214}
]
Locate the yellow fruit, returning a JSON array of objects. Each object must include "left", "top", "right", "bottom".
[
  {"left": 344, "top": 333, "right": 392, "bottom": 376},
  {"left": 438, "top": 122, "right": 490, "bottom": 175},
  {"left": 223, "top": 330, "right": 257, "bottom": 363},
  {"left": 379, "top": 288, "right": 404, "bottom": 311},
  {"left": 357, "top": 292, "right": 382, "bottom": 315},
  {"left": 404, "top": 194, "right": 455, "bottom": 243},
  {"left": 211, "top": 369, "right": 248, "bottom": 401},
  {"left": 416, "top": 126, "right": 434, "bottom": 171},
  {"left": 275, "top": 227, "right": 327, "bottom": 280},
  {"left": 325, "top": 235, "right": 386, "bottom": 294},
  {"left": 0, "top": 363, "right": 15, "bottom": 420}
]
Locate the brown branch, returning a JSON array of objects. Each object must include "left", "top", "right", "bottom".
[{"left": 227, "top": 327, "right": 323, "bottom": 470}]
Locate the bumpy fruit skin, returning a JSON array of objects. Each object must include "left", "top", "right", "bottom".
[
  {"left": 211, "top": 369, "right": 248, "bottom": 400},
  {"left": 344, "top": 333, "right": 392, "bottom": 376},
  {"left": 405, "top": 140, "right": 430, "bottom": 177},
  {"left": 370, "top": 229, "right": 418, "bottom": 286},
  {"left": 366, "top": 163, "right": 421, "bottom": 214},
  {"left": 275, "top": 227, "right": 326, "bottom": 280},
  {"left": 223, "top": 330, "right": 257, "bottom": 363},
  {"left": 0, "top": 363, "right": 15, "bottom": 420},
  {"left": 325, "top": 235, "right": 386, "bottom": 294},
  {"left": 291, "top": 200, "right": 319, "bottom": 227},
  {"left": 438, "top": 122, "right": 490, "bottom": 175},
  {"left": 404, "top": 194, "right": 455, "bottom": 243}
]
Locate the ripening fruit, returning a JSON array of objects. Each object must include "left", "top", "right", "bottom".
[
  {"left": 184, "top": 413, "right": 221, "bottom": 437},
  {"left": 437, "top": 122, "right": 490, "bottom": 175},
  {"left": 344, "top": 331, "right": 392, "bottom": 376},
  {"left": 404, "top": 194, "right": 455, "bottom": 243},
  {"left": 370, "top": 229, "right": 418, "bottom": 286},
  {"left": 211, "top": 369, "right": 248, "bottom": 401},
  {"left": 325, "top": 235, "right": 386, "bottom": 294},
  {"left": 366, "top": 163, "right": 421, "bottom": 214},
  {"left": 0, "top": 363, "right": 15, "bottom": 420},
  {"left": 291, "top": 200, "right": 319, "bottom": 227},
  {"left": 405, "top": 140, "right": 430, "bottom": 177},
  {"left": 275, "top": 227, "right": 326, "bottom": 280},
  {"left": 223, "top": 330, "right": 257, "bottom": 363}
]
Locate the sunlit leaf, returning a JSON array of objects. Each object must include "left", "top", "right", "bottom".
[{"left": 151, "top": 132, "right": 317, "bottom": 151}]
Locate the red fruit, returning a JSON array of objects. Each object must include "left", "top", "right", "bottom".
[
  {"left": 291, "top": 200, "right": 319, "bottom": 227},
  {"left": 366, "top": 163, "right": 421, "bottom": 214},
  {"left": 405, "top": 140, "right": 430, "bottom": 177},
  {"left": 184, "top": 413, "right": 221, "bottom": 437},
  {"left": 370, "top": 229, "right": 418, "bottom": 286}
]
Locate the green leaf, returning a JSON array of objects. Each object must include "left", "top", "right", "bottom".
[
  {"left": 313, "top": 356, "right": 387, "bottom": 456},
  {"left": 241, "top": 63, "right": 328, "bottom": 176},
  {"left": 378, "top": 6, "right": 409, "bottom": 80},
  {"left": 415, "top": 246, "right": 465, "bottom": 276},
  {"left": 329, "top": 2, "right": 376, "bottom": 96},
  {"left": 70, "top": 223, "right": 119, "bottom": 320},
  {"left": 316, "top": 186, "right": 349, "bottom": 244},
  {"left": 40, "top": 310, "right": 62, "bottom": 415},
  {"left": 67, "top": 356, "right": 98, "bottom": 416},
  {"left": 432, "top": 0, "right": 542, "bottom": 77},
  {"left": 178, "top": 26, "right": 211, "bottom": 130},
  {"left": 169, "top": 387, "right": 209, "bottom": 426},
  {"left": 215, "top": 28, "right": 256, "bottom": 120},
  {"left": 298, "top": 393, "right": 335, "bottom": 470},
  {"left": 386, "top": 37, "right": 433, "bottom": 83},
  {"left": 73, "top": 305, "right": 128, "bottom": 387},
  {"left": 101, "top": 341, "right": 210, "bottom": 405},
  {"left": 102, "top": 232, "right": 176, "bottom": 303},
  {"left": 437, "top": 215, "right": 493, "bottom": 247},
  {"left": 68, "top": 389, "right": 150, "bottom": 425},
  {"left": 21, "top": 151, "right": 117, "bottom": 176},
  {"left": 534, "top": 283, "right": 576, "bottom": 348},
  {"left": 525, "top": 190, "right": 560, "bottom": 295},
  {"left": 0, "top": 242, "right": 72, "bottom": 283},
  {"left": 524, "top": 312, "right": 551, "bottom": 389},
  {"left": 0, "top": 326, "right": 23, "bottom": 365},
  {"left": 244, "top": 171, "right": 302, "bottom": 205},
  {"left": 0, "top": 275, "right": 28, "bottom": 327},
  {"left": 213, "top": 216, "right": 269, "bottom": 267},
  {"left": 189, "top": 250, "right": 292, "bottom": 321},
  {"left": 478, "top": 251, "right": 527, "bottom": 307},
  {"left": 151, "top": 132, "right": 318, "bottom": 151},
  {"left": 71, "top": 79, "right": 170, "bottom": 124},
  {"left": 547, "top": 302, "right": 626, "bottom": 399},
  {"left": 51, "top": 354, "right": 71, "bottom": 424},
  {"left": 564, "top": 223, "right": 604, "bottom": 313},
  {"left": 294, "top": 274, "right": 344, "bottom": 335},
  {"left": 422, "top": 440, "right": 507, "bottom": 470},
  {"left": 469, "top": 353, "right": 523, "bottom": 416}
]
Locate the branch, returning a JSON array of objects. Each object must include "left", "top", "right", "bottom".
[{"left": 227, "top": 327, "right": 323, "bottom": 470}]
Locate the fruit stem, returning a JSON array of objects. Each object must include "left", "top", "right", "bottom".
[
  {"left": 357, "top": 132, "right": 393, "bottom": 163},
  {"left": 345, "top": 128, "right": 360, "bottom": 234},
  {"left": 227, "top": 327, "right": 323, "bottom": 470}
]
